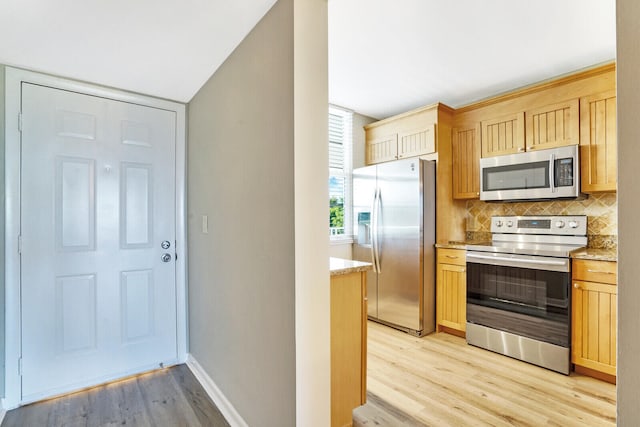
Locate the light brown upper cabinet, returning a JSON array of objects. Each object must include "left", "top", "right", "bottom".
[
  {"left": 525, "top": 99, "right": 580, "bottom": 151},
  {"left": 397, "top": 124, "right": 436, "bottom": 159},
  {"left": 481, "top": 99, "right": 579, "bottom": 158},
  {"left": 580, "top": 90, "right": 617, "bottom": 193},
  {"left": 365, "top": 104, "right": 443, "bottom": 165},
  {"left": 452, "top": 124, "right": 480, "bottom": 199},
  {"left": 480, "top": 112, "right": 525, "bottom": 157},
  {"left": 365, "top": 133, "right": 398, "bottom": 165}
]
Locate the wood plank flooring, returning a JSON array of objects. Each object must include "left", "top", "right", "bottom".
[
  {"left": 2, "top": 364, "right": 229, "bottom": 427},
  {"left": 354, "top": 321, "right": 616, "bottom": 427}
]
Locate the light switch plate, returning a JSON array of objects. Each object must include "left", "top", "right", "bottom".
[{"left": 202, "top": 215, "right": 208, "bottom": 234}]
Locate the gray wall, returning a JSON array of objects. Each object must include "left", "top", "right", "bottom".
[
  {"left": 186, "top": 0, "right": 296, "bottom": 425},
  {"left": 617, "top": 0, "right": 640, "bottom": 423},
  {"left": 352, "top": 111, "right": 376, "bottom": 170}
]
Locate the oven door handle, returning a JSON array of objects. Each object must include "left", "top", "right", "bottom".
[{"left": 466, "top": 252, "right": 568, "bottom": 267}]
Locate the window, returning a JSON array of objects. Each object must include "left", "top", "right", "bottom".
[{"left": 329, "top": 106, "right": 353, "bottom": 239}]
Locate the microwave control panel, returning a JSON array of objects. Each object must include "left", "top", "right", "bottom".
[{"left": 555, "top": 158, "right": 574, "bottom": 187}]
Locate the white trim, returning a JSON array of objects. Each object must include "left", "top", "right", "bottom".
[
  {"left": 186, "top": 354, "right": 248, "bottom": 427},
  {"left": 0, "top": 408, "right": 5, "bottom": 424},
  {"left": 329, "top": 236, "right": 354, "bottom": 245},
  {"left": 3, "top": 66, "right": 188, "bottom": 408}
]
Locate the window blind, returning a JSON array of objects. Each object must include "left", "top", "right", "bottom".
[{"left": 329, "top": 106, "right": 353, "bottom": 238}]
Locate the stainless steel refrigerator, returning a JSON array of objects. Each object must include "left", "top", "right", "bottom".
[{"left": 352, "top": 158, "right": 436, "bottom": 336}]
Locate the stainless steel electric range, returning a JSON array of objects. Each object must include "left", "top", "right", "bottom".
[{"left": 465, "top": 215, "right": 587, "bottom": 374}]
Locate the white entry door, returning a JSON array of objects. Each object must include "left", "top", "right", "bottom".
[{"left": 20, "top": 83, "right": 178, "bottom": 402}]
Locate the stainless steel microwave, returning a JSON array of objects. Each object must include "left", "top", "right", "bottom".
[{"left": 479, "top": 145, "right": 580, "bottom": 201}]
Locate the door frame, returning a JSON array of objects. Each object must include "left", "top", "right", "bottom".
[{"left": 3, "top": 67, "right": 188, "bottom": 409}]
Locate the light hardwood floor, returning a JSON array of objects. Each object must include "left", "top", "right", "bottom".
[
  {"left": 355, "top": 321, "right": 616, "bottom": 427},
  {"left": 1, "top": 364, "right": 229, "bottom": 427}
]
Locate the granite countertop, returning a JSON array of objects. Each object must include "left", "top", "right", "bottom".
[
  {"left": 330, "top": 257, "right": 373, "bottom": 276},
  {"left": 570, "top": 248, "right": 618, "bottom": 262}
]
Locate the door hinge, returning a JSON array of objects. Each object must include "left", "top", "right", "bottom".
[
  {"left": 18, "top": 357, "right": 22, "bottom": 375},
  {"left": 18, "top": 113, "right": 23, "bottom": 132},
  {"left": 18, "top": 235, "right": 22, "bottom": 254}
]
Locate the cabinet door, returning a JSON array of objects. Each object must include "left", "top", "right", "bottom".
[
  {"left": 331, "top": 272, "right": 366, "bottom": 426},
  {"left": 436, "top": 262, "right": 466, "bottom": 332},
  {"left": 525, "top": 99, "right": 579, "bottom": 151},
  {"left": 397, "top": 124, "right": 436, "bottom": 159},
  {"left": 480, "top": 112, "right": 525, "bottom": 157},
  {"left": 580, "top": 90, "right": 617, "bottom": 193},
  {"left": 365, "top": 133, "right": 397, "bottom": 165},
  {"left": 452, "top": 125, "right": 480, "bottom": 199},
  {"left": 572, "top": 280, "right": 617, "bottom": 376}
]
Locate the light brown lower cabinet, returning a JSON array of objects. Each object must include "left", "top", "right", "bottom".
[
  {"left": 331, "top": 271, "right": 367, "bottom": 427},
  {"left": 436, "top": 248, "right": 466, "bottom": 335},
  {"left": 571, "top": 259, "right": 617, "bottom": 382}
]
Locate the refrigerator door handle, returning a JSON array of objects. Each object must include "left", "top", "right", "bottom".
[
  {"left": 370, "top": 190, "right": 378, "bottom": 273},
  {"left": 374, "top": 188, "right": 382, "bottom": 273}
]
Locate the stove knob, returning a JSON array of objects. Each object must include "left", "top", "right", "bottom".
[
  {"left": 569, "top": 220, "right": 579, "bottom": 228},
  {"left": 555, "top": 220, "right": 565, "bottom": 228},
  {"left": 495, "top": 220, "right": 503, "bottom": 227},
  {"left": 506, "top": 220, "right": 514, "bottom": 228}
]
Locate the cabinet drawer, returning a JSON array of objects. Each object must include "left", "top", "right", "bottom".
[
  {"left": 573, "top": 259, "right": 617, "bottom": 284},
  {"left": 437, "top": 248, "right": 466, "bottom": 266}
]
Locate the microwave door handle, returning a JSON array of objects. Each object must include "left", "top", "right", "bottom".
[{"left": 549, "top": 153, "right": 556, "bottom": 193}]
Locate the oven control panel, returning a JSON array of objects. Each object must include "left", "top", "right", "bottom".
[{"left": 490, "top": 215, "right": 587, "bottom": 235}]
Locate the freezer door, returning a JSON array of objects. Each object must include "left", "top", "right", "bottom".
[
  {"left": 352, "top": 165, "right": 378, "bottom": 318},
  {"left": 377, "top": 158, "right": 422, "bottom": 331}
]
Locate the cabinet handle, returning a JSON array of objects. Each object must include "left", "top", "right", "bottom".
[
  {"left": 446, "top": 255, "right": 458, "bottom": 259},
  {"left": 574, "top": 283, "right": 581, "bottom": 289},
  {"left": 518, "top": 147, "right": 525, "bottom": 152},
  {"left": 586, "top": 269, "right": 615, "bottom": 275}
]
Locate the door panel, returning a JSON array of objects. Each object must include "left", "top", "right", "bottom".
[
  {"left": 377, "top": 159, "right": 421, "bottom": 330},
  {"left": 121, "top": 163, "right": 153, "bottom": 248},
  {"left": 56, "top": 157, "right": 96, "bottom": 251},
  {"left": 21, "top": 83, "right": 178, "bottom": 402}
]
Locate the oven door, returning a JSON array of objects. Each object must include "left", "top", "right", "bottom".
[{"left": 466, "top": 251, "right": 570, "bottom": 347}]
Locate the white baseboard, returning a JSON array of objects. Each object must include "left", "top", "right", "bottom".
[
  {"left": 186, "top": 354, "right": 248, "bottom": 427},
  {"left": 0, "top": 407, "right": 6, "bottom": 424}
]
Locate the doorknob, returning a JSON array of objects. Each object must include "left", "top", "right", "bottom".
[
  {"left": 161, "top": 240, "right": 171, "bottom": 249},
  {"left": 161, "top": 253, "right": 172, "bottom": 263}
]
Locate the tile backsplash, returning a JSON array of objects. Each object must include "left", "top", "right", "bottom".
[{"left": 465, "top": 193, "right": 617, "bottom": 249}]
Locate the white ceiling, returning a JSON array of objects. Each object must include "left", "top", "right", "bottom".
[
  {"left": 329, "top": 0, "right": 617, "bottom": 119},
  {"left": 0, "top": 0, "right": 277, "bottom": 103},
  {"left": 0, "top": 0, "right": 616, "bottom": 117}
]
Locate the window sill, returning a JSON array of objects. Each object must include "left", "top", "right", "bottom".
[{"left": 330, "top": 236, "right": 355, "bottom": 245}]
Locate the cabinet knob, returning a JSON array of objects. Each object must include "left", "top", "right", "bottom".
[{"left": 574, "top": 282, "right": 580, "bottom": 289}]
